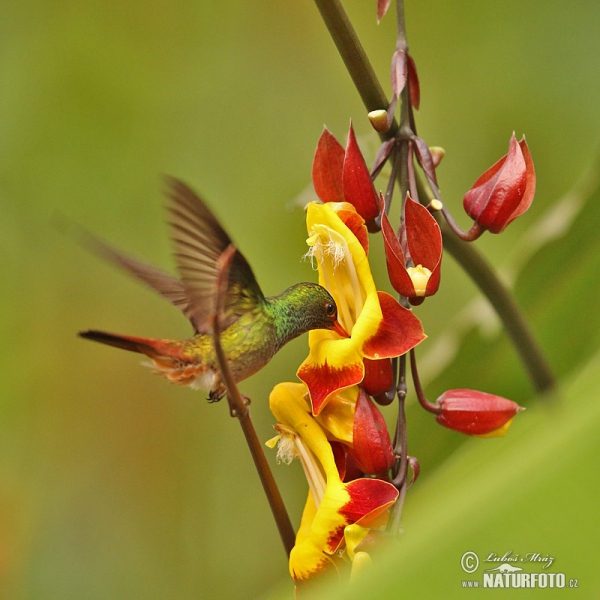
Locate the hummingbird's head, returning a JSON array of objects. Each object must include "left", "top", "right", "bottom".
[{"left": 282, "top": 283, "right": 349, "bottom": 338}]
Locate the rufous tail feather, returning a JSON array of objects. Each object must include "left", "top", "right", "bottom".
[{"left": 79, "top": 330, "right": 187, "bottom": 367}]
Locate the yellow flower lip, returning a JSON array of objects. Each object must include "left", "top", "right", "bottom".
[
  {"left": 406, "top": 264, "right": 432, "bottom": 296},
  {"left": 299, "top": 202, "right": 425, "bottom": 414}
]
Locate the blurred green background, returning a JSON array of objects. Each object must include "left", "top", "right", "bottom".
[{"left": 2, "top": 1, "right": 600, "bottom": 598}]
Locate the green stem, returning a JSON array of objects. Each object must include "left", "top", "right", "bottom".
[
  {"left": 313, "top": 0, "right": 555, "bottom": 395},
  {"left": 440, "top": 227, "right": 555, "bottom": 394},
  {"left": 313, "top": 0, "right": 397, "bottom": 135}
]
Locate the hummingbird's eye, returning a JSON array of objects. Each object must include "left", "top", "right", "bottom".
[{"left": 325, "top": 302, "right": 336, "bottom": 317}]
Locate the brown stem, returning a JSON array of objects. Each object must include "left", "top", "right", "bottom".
[
  {"left": 441, "top": 206, "right": 485, "bottom": 241},
  {"left": 438, "top": 229, "right": 556, "bottom": 395},
  {"left": 212, "top": 246, "right": 295, "bottom": 557},
  {"left": 409, "top": 349, "right": 441, "bottom": 414},
  {"left": 387, "top": 354, "right": 408, "bottom": 534}
]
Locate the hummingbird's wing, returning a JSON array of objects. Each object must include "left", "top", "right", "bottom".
[
  {"left": 165, "top": 177, "right": 265, "bottom": 333},
  {"left": 73, "top": 226, "right": 205, "bottom": 331}
]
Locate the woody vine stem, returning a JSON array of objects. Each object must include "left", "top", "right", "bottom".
[{"left": 313, "top": 0, "right": 555, "bottom": 397}]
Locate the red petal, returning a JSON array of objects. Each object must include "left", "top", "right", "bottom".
[
  {"left": 407, "top": 53, "right": 420, "bottom": 110},
  {"left": 379, "top": 194, "right": 416, "bottom": 297},
  {"left": 343, "top": 124, "right": 380, "bottom": 222},
  {"left": 377, "top": 0, "right": 392, "bottom": 22},
  {"left": 336, "top": 208, "right": 369, "bottom": 255},
  {"left": 349, "top": 388, "right": 395, "bottom": 475},
  {"left": 505, "top": 136, "right": 536, "bottom": 226},
  {"left": 391, "top": 50, "right": 407, "bottom": 99},
  {"left": 327, "top": 478, "right": 398, "bottom": 553},
  {"left": 405, "top": 194, "right": 442, "bottom": 268},
  {"left": 342, "top": 479, "right": 398, "bottom": 526},
  {"left": 298, "top": 360, "right": 364, "bottom": 416},
  {"left": 312, "top": 127, "right": 345, "bottom": 204},
  {"left": 404, "top": 195, "right": 442, "bottom": 296},
  {"left": 362, "top": 358, "right": 393, "bottom": 397},
  {"left": 363, "top": 292, "right": 426, "bottom": 359}
]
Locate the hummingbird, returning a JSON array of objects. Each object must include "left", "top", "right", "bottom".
[{"left": 79, "top": 177, "right": 347, "bottom": 402}]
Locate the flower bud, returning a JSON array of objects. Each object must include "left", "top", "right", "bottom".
[
  {"left": 368, "top": 109, "right": 390, "bottom": 133},
  {"left": 463, "top": 133, "right": 535, "bottom": 234},
  {"left": 428, "top": 146, "right": 445, "bottom": 168},
  {"left": 435, "top": 389, "right": 524, "bottom": 437},
  {"left": 349, "top": 388, "right": 394, "bottom": 475}
]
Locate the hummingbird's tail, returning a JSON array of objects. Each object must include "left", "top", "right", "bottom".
[
  {"left": 78, "top": 330, "right": 214, "bottom": 389},
  {"left": 79, "top": 330, "right": 185, "bottom": 364}
]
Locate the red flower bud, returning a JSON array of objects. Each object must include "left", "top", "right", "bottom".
[
  {"left": 463, "top": 133, "right": 535, "bottom": 234},
  {"left": 435, "top": 389, "right": 524, "bottom": 437},
  {"left": 349, "top": 388, "right": 395, "bottom": 475}
]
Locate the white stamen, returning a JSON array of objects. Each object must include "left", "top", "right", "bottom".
[
  {"left": 304, "top": 224, "right": 365, "bottom": 333},
  {"left": 274, "top": 423, "right": 327, "bottom": 508},
  {"left": 275, "top": 434, "right": 299, "bottom": 464}
]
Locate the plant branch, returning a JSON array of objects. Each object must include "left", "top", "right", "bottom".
[
  {"left": 438, "top": 227, "right": 555, "bottom": 394},
  {"left": 313, "top": 0, "right": 555, "bottom": 395},
  {"left": 212, "top": 246, "right": 296, "bottom": 557},
  {"left": 387, "top": 353, "right": 408, "bottom": 534},
  {"left": 313, "top": 0, "right": 397, "bottom": 136}
]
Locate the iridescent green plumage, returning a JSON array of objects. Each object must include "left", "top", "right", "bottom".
[{"left": 79, "top": 178, "right": 345, "bottom": 400}]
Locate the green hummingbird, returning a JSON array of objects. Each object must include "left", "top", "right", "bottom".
[{"left": 79, "top": 177, "right": 347, "bottom": 402}]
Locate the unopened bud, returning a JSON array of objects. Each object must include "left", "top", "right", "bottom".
[
  {"left": 368, "top": 109, "right": 390, "bottom": 133},
  {"left": 436, "top": 389, "right": 524, "bottom": 437},
  {"left": 429, "top": 146, "right": 445, "bottom": 167},
  {"left": 463, "top": 133, "right": 536, "bottom": 234},
  {"left": 428, "top": 198, "right": 443, "bottom": 212}
]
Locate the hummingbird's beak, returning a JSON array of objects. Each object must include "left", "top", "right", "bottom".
[{"left": 332, "top": 319, "right": 350, "bottom": 338}]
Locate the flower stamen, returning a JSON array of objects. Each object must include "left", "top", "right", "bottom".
[{"left": 273, "top": 423, "right": 327, "bottom": 507}]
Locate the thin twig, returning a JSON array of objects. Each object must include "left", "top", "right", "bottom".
[
  {"left": 409, "top": 348, "right": 440, "bottom": 414},
  {"left": 212, "top": 245, "right": 296, "bottom": 557},
  {"left": 387, "top": 354, "right": 408, "bottom": 534}
]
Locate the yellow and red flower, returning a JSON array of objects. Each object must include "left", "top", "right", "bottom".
[
  {"left": 268, "top": 382, "right": 398, "bottom": 583},
  {"left": 298, "top": 201, "right": 425, "bottom": 414}
]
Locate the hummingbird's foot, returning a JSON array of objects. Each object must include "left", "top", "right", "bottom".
[{"left": 207, "top": 389, "right": 224, "bottom": 403}]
